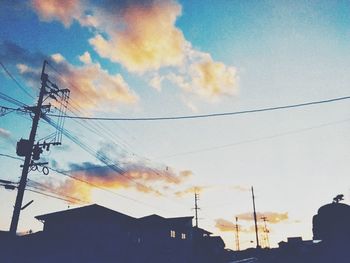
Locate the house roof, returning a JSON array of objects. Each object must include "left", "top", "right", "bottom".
[
  {"left": 194, "top": 227, "right": 213, "bottom": 235},
  {"left": 35, "top": 204, "right": 135, "bottom": 222},
  {"left": 138, "top": 214, "right": 193, "bottom": 224},
  {"left": 35, "top": 204, "right": 196, "bottom": 231}
]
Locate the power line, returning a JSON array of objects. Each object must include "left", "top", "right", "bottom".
[
  {"left": 0, "top": 152, "right": 178, "bottom": 212},
  {"left": 49, "top": 165, "right": 183, "bottom": 213},
  {"left": 47, "top": 95, "right": 350, "bottom": 121},
  {"left": 26, "top": 188, "right": 86, "bottom": 204},
  {"left": 43, "top": 115, "right": 174, "bottom": 197},
  {"left": 0, "top": 91, "right": 27, "bottom": 107},
  {"left": 0, "top": 153, "right": 23, "bottom": 161},
  {"left": 27, "top": 179, "right": 88, "bottom": 204},
  {"left": 0, "top": 61, "right": 35, "bottom": 99},
  {"left": 157, "top": 118, "right": 350, "bottom": 159}
]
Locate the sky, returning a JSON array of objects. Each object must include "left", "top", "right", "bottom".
[{"left": 0, "top": 0, "right": 350, "bottom": 249}]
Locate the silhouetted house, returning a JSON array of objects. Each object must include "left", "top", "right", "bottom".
[
  {"left": 193, "top": 227, "right": 226, "bottom": 262},
  {"left": 278, "top": 237, "right": 313, "bottom": 250},
  {"left": 33, "top": 204, "right": 137, "bottom": 262},
  {"left": 313, "top": 201, "right": 350, "bottom": 244},
  {"left": 311, "top": 201, "right": 350, "bottom": 262},
  {"left": 133, "top": 214, "right": 193, "bottom": 262},
  {"left": 5, "top": 204, "right": 226, "bottom": 263}
]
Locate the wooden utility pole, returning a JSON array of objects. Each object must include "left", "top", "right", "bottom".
[
  {"left": 9, "top": 61, "right": 69, "bottom": 235},
  {"left": 251, "top": 186, "right": 260, "bottom": 248},
  {"left": 9, "top": 61, "right": 48, "bottom": 235}
]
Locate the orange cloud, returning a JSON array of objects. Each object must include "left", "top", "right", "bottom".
[
  {"left": 44, "top": 162, "right": 192, "bottom": 202},
  {"left": 18, "top": 52, "right": 138, "bottom": 111},
  {"left": 215, "top": 219, "right": 236, "bottom": 232},
  {"left": 31, "top": 0, "right": 82, "bottom": 27},
  {"left": 241, "top": 225, "right": 267, "bottom": 234},
  {"left": 89, "top": 0, "right": 186, "bottom": 72},
  {"left": 215, "top": 218, "right": 267, "bottom": 234},
  {"left": 174, "top": 185, "right": 208, "bottom": 197},
  {"left": 167, "top": 51, "right": 238, "bottom": 99},
  {"left": 237, "top": 211, "right": 289, "bottom": 224},
  {"left": 191, "top": 57, "right": 238, "bottom": 98},
  {"left": 30, "top": 0, "right": 239, "bottom": 100}
]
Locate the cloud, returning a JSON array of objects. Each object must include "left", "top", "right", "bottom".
[
  {"left": 79, "top": 51, "right": 92, "bottom": 64},
  {"left": 190, "top": 56, "right": 238, "bottom": 98},
  {"left": 31, "top": 0, "right": 82, "bottom": 27},
  {"left": 240, "top": 225, "right": 267, "bottom": 234},
  {"left": 17, "top": 51, "right": 138, "bottom": 111},
  {"left": 174, "top": 185, "right": 207, "bottom": 197},
  {"left": 1, "top": 41, "right": 138, "bottom": 112},
  {"left": 30, "top": 0, "right": 239, "bottom": 100},
  {"left": 46, "top": 161, "right": 192, "bottom": 202},
  {"left": 236, "top": 211, "right": 289, "bottom": 224},
  {"left": 230, "top": 185, "right": 250, "bottom": 192},
  {"left": 215, "top": 218, "right": 236, "bottom": 232},
  {"left": 0, "top": 41, "right": 46, "bottom": 68},
  {"left": 167, "top": 51, "right": 239, "bottom": 100},
  {"left": 89, "top": 0, "right": 186, "bottom": 72},
  {"left": 148, "top": 73, "right": 164, "bottom": 91},
  {"left": 215, "top": 218, "right": 267, "bottom": 233},
  {"left": 0, "top": 128, "right": 11, "bottom": 139}
]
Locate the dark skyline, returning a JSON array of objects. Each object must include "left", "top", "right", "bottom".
[{"left": 1, "top": 0, "right": 350, "bottom": 250}]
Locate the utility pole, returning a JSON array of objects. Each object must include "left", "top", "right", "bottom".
[
  {"left": 251, "top": 186, "right": 260, "bottom": 248},
  {"left": 194, "top": 191, "right": 200, "bottom": 228},
  {"left": 235, "top": 216, "right": 240, "bottom": 251},
  {"left": 261, "top": 216, "right": 270, "bottom": 248},
  {"left": 9, "top": 61, "right": 69, "bottom": 235}
]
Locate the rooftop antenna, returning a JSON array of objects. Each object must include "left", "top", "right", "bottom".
[
  {"left": 235, "top": 216, "right": 240, "bottom": 251},
  {"left": 261, "top": 216, "right": 270, "bottom": 248},
  {"left": 193, "top": 189, "right": 200, "bottom": 228}
]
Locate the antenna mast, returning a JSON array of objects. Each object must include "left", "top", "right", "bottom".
[
  {"left": 194, "top": 190, "right": 200, "bottom": 228},
  {"left": 261, "top": 216, "right": 270, "bottom": 248},
  {"left": 235, "top": 216, "right": 240, "bottom": 251}
]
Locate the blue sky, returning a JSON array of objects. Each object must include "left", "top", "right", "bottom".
[{"left": 1, "top": 0, "right": 350, "bottom": 249}]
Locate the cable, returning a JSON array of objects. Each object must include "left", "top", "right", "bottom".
[
  {"left": 0, "top": 152, "right": 179, "bottom": 212},
  {"left": 0, "top": 61, "right": 35, "bottom": 99},
  {"left": 27, "top": 179, "right": 88, "bottom": 204},
  {"left": 26, "top": 188, "right": 86, "bottom": 204},
  {"left": 0, "top": 91, "right": 27, "bottom": 107},
  {"left": 157, "top": 118, "right": 350, "bottom": 159},
  {"left": 43, "top": 115, "right": 170, "bottom": 197},
  {"left": 47, "top": 95, "right": 350, "bottom": 121},
  {"left": 0, "top": 153, "right": 23, "bottom": 161},
  {"left": 48, "top": 166, "right": 171, "bottom": 211}
]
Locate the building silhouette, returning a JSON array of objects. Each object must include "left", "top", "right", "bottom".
[{"left": 1, "top": 204, "right": 226, "bottom": 263}]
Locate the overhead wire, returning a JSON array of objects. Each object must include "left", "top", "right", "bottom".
[
  {"left": 0, "top": 91, "right": 28, "bottom": 107},
  {"left": 0, "top": 152, "right": 175, "bottom": 212},
  {"left": 0, "top": 61, "right": 35, "bottom": 99},
  {"left": 46, "top": 95, "right": 350, "bottom": 121},
  {"left": 26, "top": 188, "right": 86, "bottom": 204},
  {"left": 0, "top": 153, "right": 23, "bottom": 161},
  {"left": 27, "top": 179, "right": 88, "bottom": 205},
  {"left": 47, "top": 166, "right": 176, "bottom": 212},
  {"left": 39, "top": 64, "right": 181, "bottom": 199},
  {"left": 157, "top": 118, "right": 350, "bottom": 159},
  {"left": 0, "top": 66, "right": 191, "bottom": 214}
]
